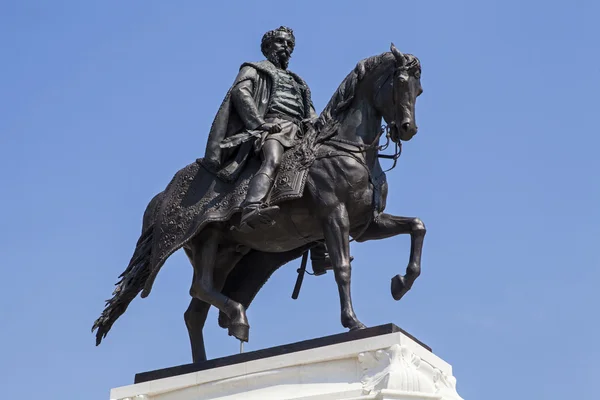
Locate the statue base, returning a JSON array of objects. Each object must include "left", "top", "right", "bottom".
[{"left": 110, "top": 324, "right": 463, "bottom": 400}]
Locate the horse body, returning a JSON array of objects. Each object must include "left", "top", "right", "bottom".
[
  {"left": 227, "top": 148, "right": 374, "bottom": 252},
  {"left": 94, "top": 45, "right": 425, "bottom": 363}
]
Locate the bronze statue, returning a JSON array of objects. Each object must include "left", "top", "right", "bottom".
[{"left": 93, "top": 26, "right": 425, "bottom": 363}]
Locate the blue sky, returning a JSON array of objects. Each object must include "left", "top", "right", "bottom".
[{"left": 1, "top": 1, "right": 598, "bottom": 399}]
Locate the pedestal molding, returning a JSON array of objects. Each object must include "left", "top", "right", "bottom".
[{"left": 110, "top": 325, "right": 463, "bottom": 400}]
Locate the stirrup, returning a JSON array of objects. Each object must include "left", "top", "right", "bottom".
[
  {"left": 236, "top": 204, "right": 280, "bottom": 233},
  {"left": 311, "top": 255, "right": 355, "bottom": 276}
]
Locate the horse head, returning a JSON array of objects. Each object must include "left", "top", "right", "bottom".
[{"left": 376, "top": 44, "right": 423, "bottom": 143}]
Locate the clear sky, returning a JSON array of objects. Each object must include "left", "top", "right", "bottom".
[{"left": 1, "top": 1, "right": 598, "bottom": 399}]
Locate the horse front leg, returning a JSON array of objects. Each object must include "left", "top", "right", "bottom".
[
  {"left": 322, "top": 205, "right": 366, "bottom": 331},
  {"left": 355, "top": 213, "right": 426, "bottom": 301}
]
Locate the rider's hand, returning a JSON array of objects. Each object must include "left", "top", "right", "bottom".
[{"left": 260, "top": 122, "right": 282, "bottom": 134}]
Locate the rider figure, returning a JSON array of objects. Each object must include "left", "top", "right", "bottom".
[
  {"left": 204, "top": 26, "right": 332, "bottom": 269},
  {"left": 236, "top": 26, "right": 317, "bottom": 230}
]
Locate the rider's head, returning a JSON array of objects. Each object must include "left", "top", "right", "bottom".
[{"left": 261, "top": 26, "right": 295, "bottom": 70}]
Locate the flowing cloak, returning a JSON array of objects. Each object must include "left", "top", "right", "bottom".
[{"left": 202, "top": 60, "right": 315, "bottom": 182}]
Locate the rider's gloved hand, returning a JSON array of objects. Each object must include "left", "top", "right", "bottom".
[{"left": 260, "top": 122, "right": 282, "bottom": 133}]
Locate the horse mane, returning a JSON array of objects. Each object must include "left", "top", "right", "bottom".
[
  {"left": 316, "top": 52, "right": 393, "bottom": 135},
  {"left": 315, "top": 51, "right": 420, "bottom": 139}
]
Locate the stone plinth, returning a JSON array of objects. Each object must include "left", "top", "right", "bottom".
[{"left": 110, "top": 324, "right": 463, "bottom": 400}]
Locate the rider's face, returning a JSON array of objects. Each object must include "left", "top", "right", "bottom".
[{"left": 268, "top": 33, "right": 294, "bottom": 62}]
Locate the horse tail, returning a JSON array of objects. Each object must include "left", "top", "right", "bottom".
[{"left": 92, "top": 192, "right": 162, "bottom": 346}]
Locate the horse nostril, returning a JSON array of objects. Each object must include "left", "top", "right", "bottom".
[{"left": 401, "top": 122, "right": 411, "bottom": 132}]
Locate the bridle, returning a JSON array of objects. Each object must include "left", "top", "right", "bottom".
[
  {"left": 326, "top": 63, "right": 409, "bottom": 173},
  {"left": 328, "top": 124, "right": 402, "bottom": 173}
]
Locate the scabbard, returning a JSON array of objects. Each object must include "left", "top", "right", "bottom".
[
  {"left": 219, "top": 130, "right": 262, "bottom": 149},
  {"left": 291, "top": 251, "right": 309, "bottom": 300}
]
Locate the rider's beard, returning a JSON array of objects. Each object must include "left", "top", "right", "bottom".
[{"left": 267, "top": 50, "right": 290, "bottom": 70}]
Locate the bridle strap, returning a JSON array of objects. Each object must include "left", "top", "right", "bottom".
[
  {"left": 328, "top": 124, "right": 388, "bottom": 152},
  {"left": 325, "top": 124, "right": 402, "bottom": 173}
]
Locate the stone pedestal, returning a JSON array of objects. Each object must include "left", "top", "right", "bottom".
[{"left": 110, "top": 324, "right": 463, "bottom": 400}]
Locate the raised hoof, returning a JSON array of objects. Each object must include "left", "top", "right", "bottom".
[
  {"left": 228, "top": 323, "right": 249, "bottom": 342},
  {"left": 391, "top": 274, "right": 410, "bottom": 301}
]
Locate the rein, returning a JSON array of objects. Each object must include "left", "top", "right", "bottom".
[{"left": 327, "top": 124, "right": 402, "bottom": 174}]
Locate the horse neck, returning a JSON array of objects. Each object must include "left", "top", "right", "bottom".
[
  {"left": 335, "top": 98, "right": 381, "bottom": 145},
  {"left": 334, "top": 97, "right": 383, "bottom": 169}
]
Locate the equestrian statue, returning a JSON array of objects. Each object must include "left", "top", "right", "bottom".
[{"left": 93, "top": 26, "right": 425, "bottom": 363}]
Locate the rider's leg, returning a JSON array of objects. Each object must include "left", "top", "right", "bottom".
[
  {"left": 240, "top": 140, "right": 284, "bottom": 230},
  {"left": 243, "top": 139, "right": 284, "bottom": 206}
]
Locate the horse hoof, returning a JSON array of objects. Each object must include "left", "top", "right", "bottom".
[
  {"left": 228, "top": 323, "right": 249, "bottom": 342},
  {"left": 218, "top": 311, "right": 230, "bottom": 329},
  {"left": 391, "top": 274, "right": 409, "bottom": 301},
  {"left": 342, "top": 315, "right": 367, "bottom": 331},
  {"left": 349, "top": 322, "right": 367, "bottom": 331}
]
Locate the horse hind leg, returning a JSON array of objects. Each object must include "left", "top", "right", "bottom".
[
  {"left": 355, "top": 213, "right": 426, "bottom": 301},
  {"left": 183, "top": 245, "right": 249, "bottom": 363},
  {"left": 184, "top": 296, "right": 210, "bottom": 363},
  {"left": 212, "top": 246, "right": 250, "bottom": 330},
  {"left": 188, "top": 227, "right": 250, "bottom": 342}
]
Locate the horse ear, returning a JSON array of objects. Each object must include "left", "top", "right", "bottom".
[{"left": 390, "top": 43, "right": 406, "bottom": 66}]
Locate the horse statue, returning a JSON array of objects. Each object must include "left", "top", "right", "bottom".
[{"left": 93, "top": 44, "right": 425, "bottom": 363}]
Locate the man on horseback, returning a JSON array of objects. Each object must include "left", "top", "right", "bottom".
[
  {"left": 94, "top": 39, "right": 427, "bottom": 362},
  {"left": 203, "top": 26, "right": 331, "bottom": 267}
]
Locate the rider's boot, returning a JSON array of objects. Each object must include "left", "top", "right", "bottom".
[
  {"left": 310, "top": 242, "right": 331, "bottom": 276},
  {"left": 310, "top": 241, "right": 354, "bottom": 276},
  {"left": 238, "top": 172, "right": 280, "bottom": 232}
]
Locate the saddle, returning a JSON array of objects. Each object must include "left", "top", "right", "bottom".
[{"left": 266, "top": 143, "right": 316, "bottom": 205}]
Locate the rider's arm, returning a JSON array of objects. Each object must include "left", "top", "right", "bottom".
[{"left": 230, "top": 67, "right": 265, "bottom": 131}]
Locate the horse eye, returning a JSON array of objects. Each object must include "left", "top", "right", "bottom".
[{"left": 414, "top": 71, "right": 421, "bottom": 79}]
